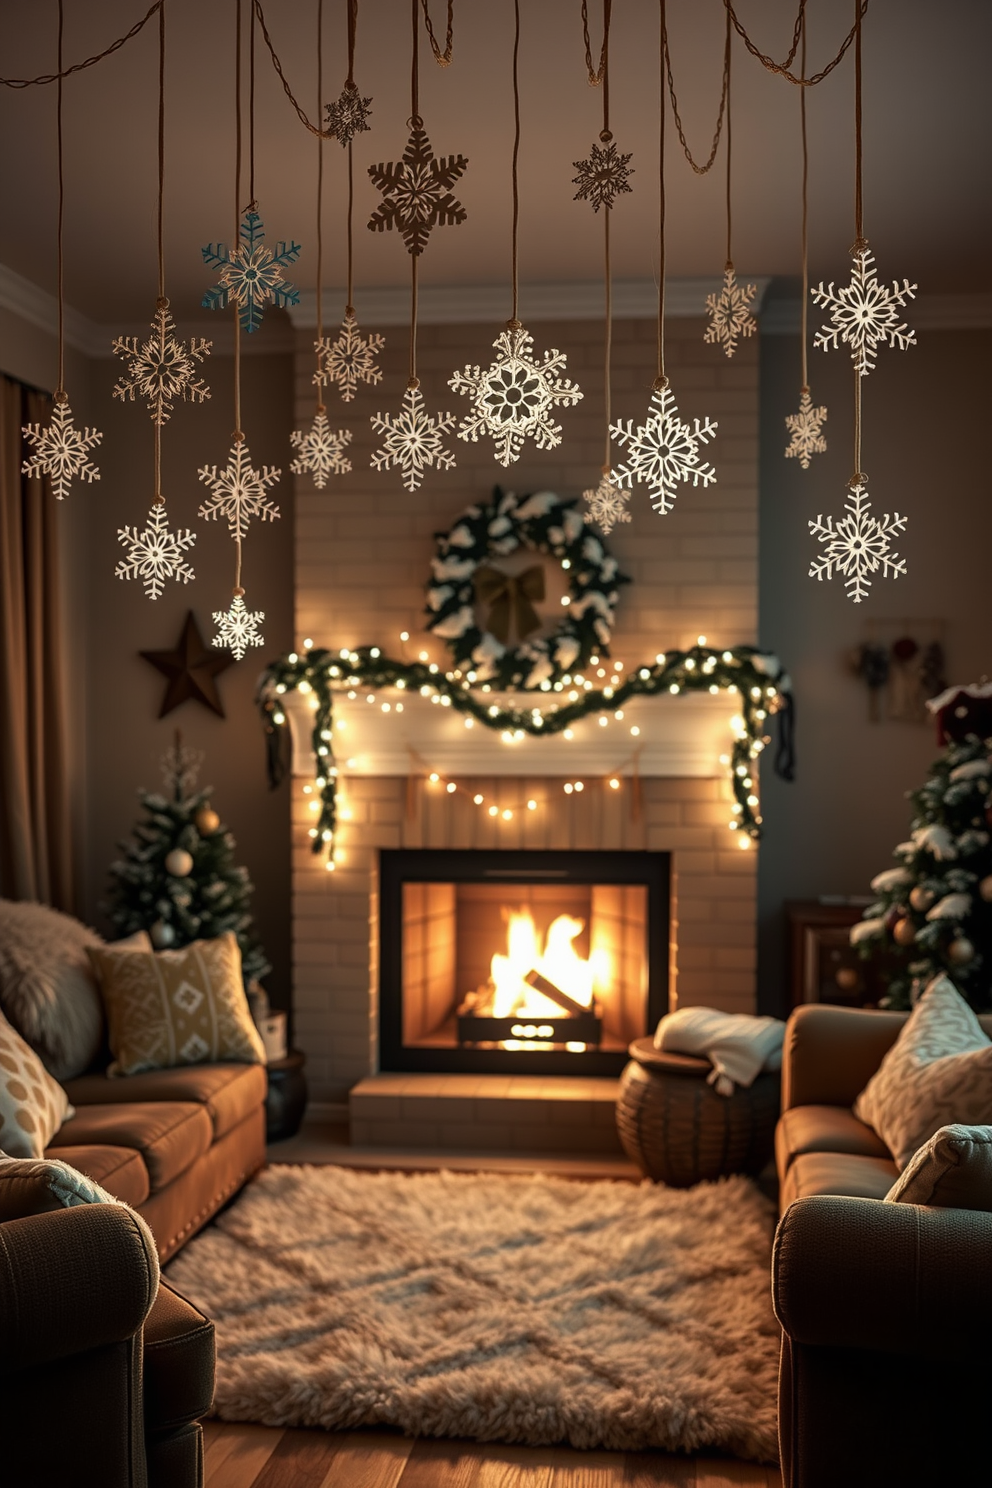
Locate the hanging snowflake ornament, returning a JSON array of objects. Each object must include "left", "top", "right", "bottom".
[
  {"left": 370, "top": 382, "right": 457, "bottom": 492},
  {"left": 809, "top": 476, "right": 907, "bottom": 603},
  {"left": 812, "top": 241, "right": 917, "bottom": 376},
  {"left": 583, "top": 471, "right": 631, "bottom": 535},
  {"left": 785, "top": 387, "right": 828, "bottom": 469},
  {"left": 290, "top": 409, "right": 352, "bottom": 488},
  {"left": 367, "top": 124, "right": 468, "bottom": 257},
  {"left": 448, "top": 323, "right": 583, "bottom": 466},
  {"left": 610, "top": 381, "right": 718, "bottom": 514},
  {"left": 112, "top": 300, "right": 211, "bottom": 424},
  {"left": 116, "top": 501, "right": 196, "bottom": 600},
  {"left": 572, "top": 134, "right": 633, "bottom": 213},
  {"left": 315, "top": 314, "right": 385, "bottom": 403},
  {"left": 704, "top": 265, "right": 758, "bottom": 358},
  {"left": 21, "top": 396, "right": 102, "bottom": 501},
  {"left": 325, "top": 83, "right": 372, "bottom": 147},
  {"left": 213, "top": 592, "right": 264, "bottom": 660},
  {"left": 202, "top": 209, "right": 301, "bottom": 334},
  {"left": 197, "top": 437, "right": 281, "bottom": 539}
]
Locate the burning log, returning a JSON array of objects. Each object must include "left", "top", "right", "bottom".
[{"left": 523, "top": 968, "right": 591, "bottom": 1019}]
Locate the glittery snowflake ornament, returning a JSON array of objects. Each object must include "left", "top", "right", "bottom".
[
  {"left": 704, "top": 265, "right": 758, "bottom": 358},
  {"left": 370, "top": 382, "right": 457, "bottom": 492},
  {"left": 290, "top": 409, "right": 352, "bottom": 487},
  {"left": 572, "top": 135, "right": 633, "bottom": 213},
  {"left": 21, "top": 396, "right": 102, "bottom": 501},
  {"left": 213, "top": 593, "right": 264, "bottom": 660},
  {"left": 112, "top": 301, "right": 211, "bottom": 423},
  {"left": 116, "top": 502, "right": 196, "bottom": 600},
  {"left": 202, "top": 209, "right": 301, "bottom": 334},
  {"left": 785, "top": 388, "right": 828, "bottom": 468},
  {"left": 610, "top": 381, "right": 718, "bottom": 514},
  {"left": 197, "top": 438, "right": 281, "bottom": 539},
  {"left": 315, "top": 314, "right": 385, "bottom": 403},
  {"left": 367, "top": 125, "right": 467, "bottom": 257},
  {"left": 583, "top": 471, "right": 631, "bottom": 534},
  {"left": 325, "top": 83, "right": 372, "bottom": 146},
  {"left": 448, "top": 323, "right": 583, "bottom": 466},
  {"left": 812, "top": 241, "right": 917, "bottom": 377},
  {"left": 809, "top": 476, "right": 907, "bottom": 603}
]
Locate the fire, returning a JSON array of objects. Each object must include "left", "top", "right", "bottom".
[{"left": 490, "top": 908, "right": 607, "bottom": 1019}]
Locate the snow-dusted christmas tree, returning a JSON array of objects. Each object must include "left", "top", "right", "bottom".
[
  {"left": 852, "top": 685, "right": 992, "bottom": 1010},
  {"left": 103, "top": 738, "right": 269, "bottom": 983}
]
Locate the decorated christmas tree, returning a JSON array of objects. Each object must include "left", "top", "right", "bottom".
[
  {"left": 104, "top": 736, "right": 270, "bottom": 983},
  {"left": 852, "top": 685, "right": 992, "bottom": 1010}
]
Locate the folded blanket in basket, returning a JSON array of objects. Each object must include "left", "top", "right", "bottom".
[{"left": 654, "top": 1006, "right": 785, "bottom": 1096}]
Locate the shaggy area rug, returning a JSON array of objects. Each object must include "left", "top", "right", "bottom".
[{"left": 166, "top": 1165, "right": 780, "bottom": 1462}]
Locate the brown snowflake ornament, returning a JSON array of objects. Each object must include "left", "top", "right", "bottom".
[
  {"left": 325, "top": 83, "right": 372, "bottom": 147},
  {"left": 367, "top": 124, "right": 468, "bottom": 257},
  {"left": 572, "top": 134, "right": 633, "bottom": 214}
]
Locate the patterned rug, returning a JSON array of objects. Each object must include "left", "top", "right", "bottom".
[{"left": 166, "top": 1164, "right": 779, "bottom": 1462}]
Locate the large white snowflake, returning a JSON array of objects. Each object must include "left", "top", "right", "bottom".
[
  {"left": 610, "top": 382, "right": 718, "bottom": 514},
  {"left": 583, "top": 471, "right": 631, "bottom": 534},
  {"left": 785, "top": 387, "right": 828, "bottom": 468},
  {"left": 812, "top": 241, "right": 917, "bottom": 376},
  {"left": 212, "top": 593, "right": 264, "bottom": 660},
  {"left": 809, "top": 477, "right": 907, "bottom": 603},
  {"left": 290, "top": 409, "right": 352, "bottom": 488},
  {"left": 197, "top": 438, "right": 281, "bottom": 539},
  {"left": 315, "top": 314, "right": 385, "bottom": 402},
  {"left": 704, "top": 265, "right": 758, "bottom": 358},
  {"left": 116, "top": 502, "right": 196, "bottom": 600},
  {"left": 21, "top": 397, "right": 102, "bottom": 500},
  {"left": 448, "top": 324, "right": 583, "bottom": 466},
  {"left": 370, "top": 383, "right": 457, "bottom": 492},
  {"left": 112, "top": 301, "right": 211, "bottom": 424}
]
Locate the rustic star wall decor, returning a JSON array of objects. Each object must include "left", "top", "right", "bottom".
[{"left": 140, "top": 610, "right": 234, "bottom": 718}]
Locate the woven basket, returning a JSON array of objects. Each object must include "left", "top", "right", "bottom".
[{"left": 615, "top": 1037, "right": 781, "bottom": 1187}]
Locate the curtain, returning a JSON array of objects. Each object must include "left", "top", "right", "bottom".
[{"left": 0, "top": 375, "right": 75, "bottom": 910}]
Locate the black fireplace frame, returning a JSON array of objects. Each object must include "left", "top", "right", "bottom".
[{"left": 378, "top": 848, "right": 670, "bottom": 1076}]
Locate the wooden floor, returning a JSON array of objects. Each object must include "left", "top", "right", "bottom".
[{"left": 202, "top": 1422, "right": 781, "bottom": 1488}]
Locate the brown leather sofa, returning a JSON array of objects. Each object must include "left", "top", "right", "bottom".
[{"left": 772, "top": 1003, "right": 992, "bottom": 1488}]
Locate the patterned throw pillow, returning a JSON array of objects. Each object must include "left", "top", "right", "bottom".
[
  {"left": 87, "top": 931, "right": 266, "bottom": 1077},
  {"left": 854, "top": 976, "right": 992, "bottom": 1169},
  {"left": 885, "top": 1124, "right": 992, "bottom": 1210},
  {"left": 0, "top": 1007, "right": 74, "bottom": 1158}
]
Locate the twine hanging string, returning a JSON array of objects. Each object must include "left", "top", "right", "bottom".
[
  {"left": 409, "top": 0, "right": 420, "bottom": 388},
  {"left": 656, "top": 0, "right": 668, "bottom": 390},
  {"left": 664, "top": 12, "right": 729, "bottom": 177},
  {"left": 581, "top": 0, "right": 609, "bottom": 86},
  {"left": 724, "top": 2, "right": 733, "bottom": 265},
  {"left": 1, "top": 1, "right": 164, "bottom": 87},
  {"left": 233, "top": 0, "right": 245, "bottom": 593},
  {"left": 725, "top": 0, "right": 869, "bottom": 89},
  {"left": 584, "top": 0, "right": 615, "bottom": 473},
  {"left": 153, "top": 0, "right": 167, "bottom": 504},
  {"left": 55, "top": 0, "right": 65, "bottom": 401},
  {"left": 345, "top": 0, "right": 357, "bottom": 315},
  {"left": 420, "top": 0, "right": 454, "bottom": 67},
  {"left": 315, "top": 0, "right": 324, "bottom": 407},
  {"left": 509, "top": 0, "right": 521, "bottom": 326},
  {"left": 799, "top": 13, "right": 809, "bottom": 393},
  {"left": 248, "top": 0, "right": 257, "bottom": 208},
  {"left": 852, "top": 0, "right": 864, "bottom": 481}
]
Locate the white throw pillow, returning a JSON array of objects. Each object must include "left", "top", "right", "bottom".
[
  {"left": 0, "top": 1006, "right": 74, "bottom": 1158},
  {"left": 854, "top": 976, "right": 992, "bottom": 1169}
]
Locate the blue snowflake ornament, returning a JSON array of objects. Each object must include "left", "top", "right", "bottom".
[{"left": 201, "top": 209, "right": 301, "bottom": 334}]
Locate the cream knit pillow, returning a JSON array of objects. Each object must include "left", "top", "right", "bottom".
[
  {"left": 0, "top": 1007, "right": 74, "bottom": 1158},
  {"left": 854, "top": 976, "right": 992, "bottom": 1169},
  {"left": 885, "top": 1124, "right": 992, "bottom": 1210}
]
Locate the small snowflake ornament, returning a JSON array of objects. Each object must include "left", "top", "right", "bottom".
[
  {"left": 213, "top": 592, "right": 264, "bottom": 660},
  {"left": 572, "top": 135, "right": 633, "bottom": 214},
  {"left": 197, "top": 437, "right": 281, "bottom": 539},
  {"left": 610, "top": 381, "right": 718, "bottom": 514},
  {"left": 367, "top": 124, "right": 468, "bottom": 257},
  {"left": 21, "top": 396, "right": 102, "bottom": 500},
  {"left": 785, "top": 387, "right": 828, "bottom": 468},
  {"left": 812, "top": 241, "right": 917, "bottom": 377},
  {"left": 448, "top": 323, "right": 583, "bottom": 466},
  {"left": 583, "top": 471, "right": 631, "bottom": 534},
  {"left": 370, "top": 382, "right": 457, "bottom": 492},
  {"left": 325, "top": 83, "right": 372, "bottom": 146},
  {"left": 315, "top": 314, "right": 385, "bottom": 403},
  {"left": 809, "top": 476, "right": 907, "bottom": 603},
  {"left": 202, "top": 209, "right": 301, "bottom": 334},
  {"left": 116, "top": 501, "right": 196, "bottom": 600},
  {"left": 112, "top": 301, "right": 211, "bottom": 424},
  {"left": 290, "top": 409, "right": 352, "bottom": 488},
  {"left": 704, "top": 265, "right": 758, "bottom": 358}
]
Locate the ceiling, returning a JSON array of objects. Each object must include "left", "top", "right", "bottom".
[{"left": 0, "top": 0, "right": 988, "bottom": 325}]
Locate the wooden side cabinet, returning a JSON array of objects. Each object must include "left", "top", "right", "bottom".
[{"left": 786, "top": 899, "right": 888, "bottom": 1009}]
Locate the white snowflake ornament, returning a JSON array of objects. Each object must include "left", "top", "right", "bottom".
[
  {"left": 610, "top": 381, "right": 718, "bottom": 514},
  {"left": 112, "top": 301, "right": 211, "bottom": 424},
  {"left": 289, "top": 409, "right": 352, "bottom": 488},
  {"left": 809, "top": 476, "right": 907, "bottom": 603},
  {"left": 370, "top": 382, "right": 457, "bottom": 492},
  {"left": 785, "top": 388, "right": 828, "bottom": 468},
  {"left": 812, "top": 241, "right": 916, "bottom": 376},
  {"left": 315, "top": 314, "right": 385, "bottom": 403},
  {"left": 704, "top": 265, "right": 758, "bottom": 358},
  {"left": 116, "top": 502, "right": 196, "bottom": 600},
  {"left": 213, "top": 593, "right": 264, "bottom": 660},
  {"left": 21, "top": 396, "right": 102, "bottom": 500},
  {"left": 197, "top": 437, "right": 281, "bottom": 539},
  {"left": 583, "top": 471, "right": 631, "bottom": 534},
  {"left": 448, "top": 323, "right": 583, "bottom": 466}
]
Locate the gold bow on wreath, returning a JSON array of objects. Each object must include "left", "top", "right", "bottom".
[{"left": 474, "top": 564, "right": 546, "bottom": 644}]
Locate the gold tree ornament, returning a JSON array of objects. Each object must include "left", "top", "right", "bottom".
[
  {"left": 785, "top": 387, "right": 828, "bottom": 469},
  {"left": 583, "top": 470, "right": 631, "bottom": 535},
  {"left": 112, "top": 300, "right": 211, "bottom": 424},
  {"left": 367, "top": 123, "right": 468, "bottom": 257},
  {"left": 704, "top": 265, "right": 758, "bottom": 358},
  {"left": 449, "top": 324, "right": 583, "bottom": 467},
  {"left": 290, "top": 409, "right": 353, "bottom": 487},
  {"left": 315, "top": 314, "right": 385, "bottom": 402},
  {"left": 22, "top": 396, "right": 102, "bottom": 501}
]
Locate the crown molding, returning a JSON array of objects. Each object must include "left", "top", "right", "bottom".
[{"left": 760, "top": 291, "right": 992, "bottom": 335}]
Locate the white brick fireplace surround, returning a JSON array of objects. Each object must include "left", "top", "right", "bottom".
[{"left": 289, "top": 308, "right": 759, "bottom": 1108}]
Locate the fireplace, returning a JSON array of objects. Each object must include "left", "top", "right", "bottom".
[{"left": 378, "top": 849, "right": 670, "bottom": 1076}]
